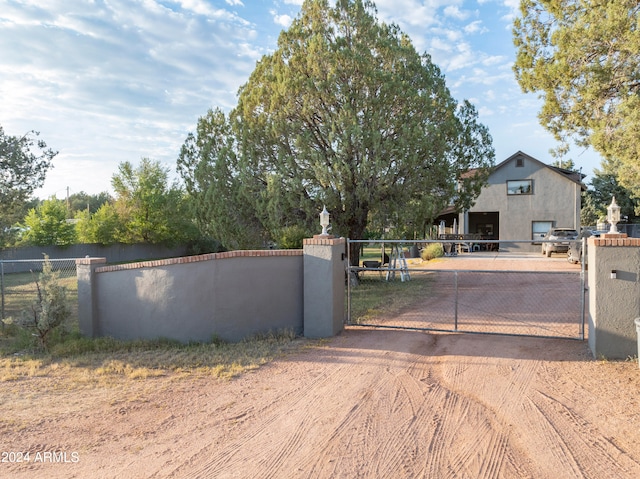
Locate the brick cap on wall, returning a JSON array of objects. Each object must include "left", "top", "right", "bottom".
[
  {"left": 591, "top": 237, "right": 640, "bottom": 247},
  {"left": 95, "top": 249, "right": 303, "bottom": 273},
  {"left": 76, "top": 257, "right": 107, "bottom": 265},
  {"left": 303, "top": 237, "right": 346, "bottom": 246}
]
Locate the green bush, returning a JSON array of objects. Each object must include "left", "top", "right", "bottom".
[
  {"left": 16, "top": 256, "right": 71, "bottom": 351},
  {"left": 186, "top": 237, "right": 227, "bottom": 255},
  {"left": 277, "top": 225, "right": 310, "bottom": 249},
  {"left": 421, "top": 243, "right": 444, "bottom": 261}
]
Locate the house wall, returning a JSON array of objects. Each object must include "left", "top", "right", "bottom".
[{"left": 466, "top": 154, "right": 581, "bottom": 251}]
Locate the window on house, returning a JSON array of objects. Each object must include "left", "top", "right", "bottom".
[
  {"left": 516, "top": 158, "right": 524, "bottom": 167},
  {"left": 507, "top": 180, "right": 533, "bottom": 195}
]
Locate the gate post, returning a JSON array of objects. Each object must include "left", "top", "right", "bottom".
[
  {"left": 76, "top": 257, "right": 106, "bottom": 338},
  {"left": 587, "top": 236, "right": 640, "bottom": 359},
  {"left": 303, "top": 237, "right": 346, "bottom": 338}
]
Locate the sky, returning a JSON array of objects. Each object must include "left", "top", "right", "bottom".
[{"left": 0, "top": 0, "right": 603, "bottom": 201}]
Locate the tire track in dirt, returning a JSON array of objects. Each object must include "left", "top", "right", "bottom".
[
  {"left": 302, "top": 350, "right": 438, "bottom": 477},
  {"left": 158, "top": 335, "right": 418, "bottom": 479},
  {"left": 419, "top": 373, "right": 532, "bottom": 478},
  {"left": 173, "top": 330, "right": 528, "bottom": 478},
  {"left": 4, "top": 326, "right": 640, "bottom": 478},
  {"left": 166, "top": 363, "right": 366, "bottom": 478},
  {"left": 526, "top": 390, "right": 640, "bottom": 478}
]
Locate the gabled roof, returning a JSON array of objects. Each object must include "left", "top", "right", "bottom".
[{"left": 496, "top": 151, "right": 587, "bottom": 191}]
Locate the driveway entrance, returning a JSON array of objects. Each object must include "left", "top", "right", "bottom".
[{"left": 347, "top": 241, "right": 586, "bottom": 340}]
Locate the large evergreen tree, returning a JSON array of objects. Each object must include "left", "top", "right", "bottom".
[
  {"left": 179, "top": 0, "right": 494, "bottom": 263},
  {"left": 587, "top": 159, "right": 638, "bottom": 221},
  {"left": 178, "top": 108, "right": 265, "bottom": 250},
  {"left": 513, "top": 0, "right": 640, "bottom": 196}
]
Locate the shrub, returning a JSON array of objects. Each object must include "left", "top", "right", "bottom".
[
  {"left": 16, "top": 256, "right": 71, "bottom": 351},
  {"left": 277, "top": 225, "right": 310, "bottom": 249},
  {"left": 421, "top": 243, "right": 444, "bottom": 261},
  {"left": 186, "top": 237, "right": 227, "bottom": 255}
]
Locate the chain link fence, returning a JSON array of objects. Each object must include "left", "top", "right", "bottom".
[
  {"left": 347, "top": 240, "right": 586, "bottom": 340},
  {"left": 0, "top": 259, "right": 79, "bottom": 326}
]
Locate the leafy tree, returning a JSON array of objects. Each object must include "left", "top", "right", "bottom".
[
  {"left": 74, "top": 203, "right": 122, "bottom": 244},
  {"left": 0, "top": 126, "right": 57, "bottom": 247},
  {"left": 513, "top": 0, "right": 640, "bottom": 196},
  {"left": 111, "top": 158, "right": 198, "bottom": 245},
  {"left": 550, "top": 158, "right": 577, "bottom": 173},
  {"left": 22, "top": 198, "right": 77, "bottom": 246},
  {"left": 68, "top": 191, "right": 113, "bottom": 216},
  {"left": 585, "top": 160, "right": 638, "bottom": 221},
  {"left": 180, "top": 0, "right": 494, "bottom": 263}
]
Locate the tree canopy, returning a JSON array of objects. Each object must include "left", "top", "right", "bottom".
[
  {"left": 513, "top": 0, "right": 640, "bottom": 196},
  {"left": 67, "top": 191, "right": 113, "bottom": 215},
  {"left": 0, "top": 126, "right": 57, "bottom": 247},
  {"left": 179, "top": 0, "right": 494, "bottom": 262},
  {"left": 111, "top": 158, "right": 197, "bottom": 246},
  {"left": 22, "top": 198, "right": 77, "bottom": 246},
  {"left": 586, "top": 158, "right": 638, "bottom": 222}
]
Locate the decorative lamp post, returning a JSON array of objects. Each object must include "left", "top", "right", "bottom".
[
  {"left": 319, "top": 206, "right": 330, "bottom": 236},
  {"left": 607, "top": 196, "right": 621, "bottom": 234}
]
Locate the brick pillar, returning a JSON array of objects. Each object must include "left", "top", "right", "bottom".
[
  {"left": 76, "top": 257, "right": 106, "bottom": 338},
  {"left": 587, "top": 236, "right": 640, "bottom": 359},
  {"left": 303, "top": 236, "right": 346, "bottom": 338}
]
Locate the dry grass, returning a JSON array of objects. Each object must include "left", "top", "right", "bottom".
[{"left": 0, "top": 329, "right": 303, "bottom": 389}]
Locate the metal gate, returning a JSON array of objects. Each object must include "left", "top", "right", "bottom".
[{"left": 346, "top": 239, "right": 586, "bottom": 340}]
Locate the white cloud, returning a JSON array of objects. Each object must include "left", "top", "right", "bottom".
[
  {"left": 0, "top": 0, "right": 603, "bottom": 198},
  {"left": 0, "top": 0, "right": 271, "bottom": 197},
  {"left": 375, "top": 0, "right": 442, "bottom": 29},
  {"left": 443, "top": 5, "right": 469, "bottom": 21},
  {"left": 464, "top": 20, "right": 487, "bottom": 34},
  {"left": 482, "top": 55, "right": 508, "bottom": 67},
  {"left": 175, "top": 0, "right": 229, "bottom": 18},
  {"left": 271, "top": 12, "right": 294, "bottom": 28},
  {"left": 435, "top": 41, "right": 477, "bottom": 71}
]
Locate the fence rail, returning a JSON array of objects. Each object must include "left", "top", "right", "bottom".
[{"left": 0, "top": 259, "right": 79, "bottom": 323}]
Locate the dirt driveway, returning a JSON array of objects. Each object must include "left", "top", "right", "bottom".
[{"left": 2, "top": 255, "right": 640, "bottom": 478}]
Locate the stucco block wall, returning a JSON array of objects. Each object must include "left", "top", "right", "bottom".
[
  {"left": 588, "top": 237, "right": 640, "bottom": 359},
  {"left": 81, "top": 251, "right": 304, "bottom": 343}
]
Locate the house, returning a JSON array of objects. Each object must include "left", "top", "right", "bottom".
[{"left": 436, "top": 151, "right": 586, "bottom": 252}]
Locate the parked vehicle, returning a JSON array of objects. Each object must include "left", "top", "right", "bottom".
[
  {"left": 567, "top": 239, "right": 583, "bottom": 264},
  {"left": 541, "top": 227, "right": 579, "bottom": 257},
  {"left": 568, "top": 229, "right": 610, "bottom": 264}
]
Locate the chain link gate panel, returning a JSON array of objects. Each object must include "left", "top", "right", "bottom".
[
  {"left": 347, "top": 240, "right": 586, "bottom": 340},
  {"left": 1, "top": 258, "right": 79, "bottom": 325}
]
